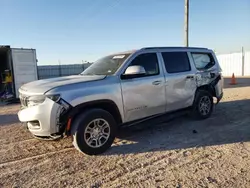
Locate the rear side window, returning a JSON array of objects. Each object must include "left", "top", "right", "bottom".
[
  {"left": 162, "top": 52, "right": 191, "bottom": 73},
  {"left": 130, "top": 53, "right": 159, "bottom": 76},
  {"left": 191, "top": 53, "right": 215, "bottom": 70}
]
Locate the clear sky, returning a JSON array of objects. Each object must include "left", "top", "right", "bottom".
[{"left": 1, "top": 0, "right": 250, "bottom": 65}]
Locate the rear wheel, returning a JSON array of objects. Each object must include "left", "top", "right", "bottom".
[
  {"left": 192, "top": 90, "right": 213, "bottom": 119},
  {"left": 71, "top": 109, "right": 117, "bottom": 155}
]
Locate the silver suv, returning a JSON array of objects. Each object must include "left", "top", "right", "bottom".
[{"left": 18, "top": 47, "right": 223, "bottom": 155}]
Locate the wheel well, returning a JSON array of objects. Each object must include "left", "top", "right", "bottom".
[
  {"left": 196, "top": 84, "right": 216, "bottom": 97},
  {"left": 69, "top": 100, "right": 122, "bottom": 127}
]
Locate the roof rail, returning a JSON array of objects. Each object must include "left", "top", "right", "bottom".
[{"left": 141, "top": 46, "right": 209, "bottom": 50}]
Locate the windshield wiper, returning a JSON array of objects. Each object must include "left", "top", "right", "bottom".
[{"left": 80, "top": 73, "right": 105, "bottom": 76}]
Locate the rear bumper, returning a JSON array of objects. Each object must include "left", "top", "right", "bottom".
[
  {"left": 216, "top": 92, "right": 223, "bottom": 104},
  {"left": 213, "top": 75, "right": 224, "bottom": 104}
]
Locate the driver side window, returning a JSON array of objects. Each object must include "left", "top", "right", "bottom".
[{"left": 129, "top": 53, "right": 159, "bottom": 76}]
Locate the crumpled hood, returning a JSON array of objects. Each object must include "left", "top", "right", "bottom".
[{"left": 19, "top": 75, "right": 106, "bottom": 95}]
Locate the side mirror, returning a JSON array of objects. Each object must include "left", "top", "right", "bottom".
[
  {"left": 124, "top": 65, "right": 146, "bottom": 75},
  {"left": 121, "top": 65, "right": 146, "bottom": 79}
]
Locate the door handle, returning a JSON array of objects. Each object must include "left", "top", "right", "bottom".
[{"left": 152, "top": 80, "right": 162, "bottom": 85}]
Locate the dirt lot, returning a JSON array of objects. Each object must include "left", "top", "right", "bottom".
[{"left": 1, "top": 81, "right": 250, "bottom": 188}]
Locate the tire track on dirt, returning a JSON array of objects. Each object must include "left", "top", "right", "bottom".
[
  {"left": 0, "top": 137, "right": 73, "bottom": 164},
  {"left": 99, "top": 117, "right": 243, "bottom": 186},
  {"left": 104, "top": 146, "right": 231, "bottom": 187},
  {"left": 102, "top": 150, "right": 193, "bottom": 187},
  {"left": 110, "top": 142, "right": 241, "bottom": 187},
  {"left": 0, "top": 124, "right": 33, "bottom": 145},
  {"left": 0, "top": 147, "right": 74, "bottom": 167},
  {"left": 0, "top": 148, "right": 79, "bottom": 188},
  {"left": 98, "top": 150, "right": 183, "bottom": 187},
  {"left": 0, "top": 137, "right": 36, "bottom": 145}
]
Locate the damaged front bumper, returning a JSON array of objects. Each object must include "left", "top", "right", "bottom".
[{"left": 18, "top": 97, "right": 71, "bottom": 138}]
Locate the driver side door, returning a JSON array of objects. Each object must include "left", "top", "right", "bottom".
[{"left": 120, "top": 52, "right": 166, "bottom": 122}]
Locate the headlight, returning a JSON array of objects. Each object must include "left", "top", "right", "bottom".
[
  {"left": 27, "top": 95, "right": 46, "bottom": 107},
  {"left": 27, "top": 94, "right": 61, "bottom": 107},
  {"left": 46, "top": 94, "right": 61, "bottom": 102}
]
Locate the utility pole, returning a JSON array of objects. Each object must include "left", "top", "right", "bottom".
[
  {"left": 242, "top": 46, "right": 245, "bottom": 76},
  {"left": 184, "top": 0, "right": 189, "bottom": 47},
  {"left": 58, "top": 60, "right": 62, "bottom": 77}
]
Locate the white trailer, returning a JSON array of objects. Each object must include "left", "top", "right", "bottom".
[{"left": 0, "top": 45, "right": 38, "bottom": 99}]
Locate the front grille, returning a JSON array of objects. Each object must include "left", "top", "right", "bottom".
[{"left": 19, "top": 94, "right": 28, "bottom": 107}]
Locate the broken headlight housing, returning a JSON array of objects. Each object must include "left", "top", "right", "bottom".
[
  {"left": 27, "top": 94, "right": 61, "bottom": 107},
  {"left": 46, "top": 94, "right": 61, "bottom": 102},
  {"left": 27, "top": 95, "right": 46, "bottom": 107}
]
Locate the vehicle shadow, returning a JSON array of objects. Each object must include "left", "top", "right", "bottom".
[
  {"left": 0, "top": 114, "right": 19, "bottom": 126},
  {"left": 224, "top": 77, "right": 250, "bottom": 88},
  {"left": 104, "top": 99, "right": 250, "bottom": 155}
]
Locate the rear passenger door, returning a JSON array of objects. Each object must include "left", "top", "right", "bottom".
[{"left": 160, "top": 51, "right": 196, "bottom": 112}]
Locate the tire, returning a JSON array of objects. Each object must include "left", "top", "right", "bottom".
[
  {"left": 71, "top": 109, "right": 117, "bottom": 155},
  {"left": 192, "top": 90, "right": 214, "bottom": 120}
]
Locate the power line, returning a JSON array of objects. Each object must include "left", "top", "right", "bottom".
[
  {"left": 82, "top": 0, "right": 121, "bottom": 26},
  {"left": 79, "top": 0, "right": 104, "bottom": 20}
]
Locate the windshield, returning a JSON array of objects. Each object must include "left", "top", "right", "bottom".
[{"left": 81, "top": 53, "right": 131, "bottom": 75}]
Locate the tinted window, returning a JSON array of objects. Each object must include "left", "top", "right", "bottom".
[
  {"left": 162, "top": 52, "right": 191, "bottom": 73},
  {"left": 191, "top": 53, "right": 215, "bottom": 70},
  {"left": 130, "top": 53, "right": 159, "bottom": 76}
]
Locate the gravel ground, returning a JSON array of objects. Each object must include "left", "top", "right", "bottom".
[{"left": 0, "top": 84, "right": 250, "bottom": 188}]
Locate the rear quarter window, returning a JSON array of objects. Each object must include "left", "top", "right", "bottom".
[{"left": 191, "top": 53, "right": 215, "bottom": 70}]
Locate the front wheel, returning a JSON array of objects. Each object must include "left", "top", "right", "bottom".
[
  {"left": 192, "top": 90, "right": 214, "bottom": 119},
  {"left": 71, "top": 109, "right": 117, "bottom": 155}
]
